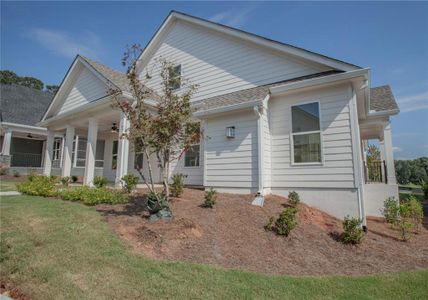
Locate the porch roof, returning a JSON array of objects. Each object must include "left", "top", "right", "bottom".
[{"left": 369, "top": 85, "right": 399, "bottom": 113}]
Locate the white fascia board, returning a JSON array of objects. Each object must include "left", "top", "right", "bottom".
[
  {"left": 193, "top": 99, "right": 264, "bottom": 118},
  {"left": 121, "top": 92, "right": 158, "bottom": 108},
  {"left": 367, "top": 109, "right": 400, "bottom": 117},
  {"left": 270, "top": 69, "right": 370, "bottom": 96},
  {"left": 1, "top": 122, "right": 48, "bottom": 135}
]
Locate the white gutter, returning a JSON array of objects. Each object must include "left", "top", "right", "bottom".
[
  {"left": 270, "top": 68, "right": 370, "bottom": 96},
  {"left": 1, "top": 122, "right": 47, "bottom": 132}
]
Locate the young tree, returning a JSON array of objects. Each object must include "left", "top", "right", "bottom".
[{"left": 109, "top": 45, "right": 198, "bottom": 219}]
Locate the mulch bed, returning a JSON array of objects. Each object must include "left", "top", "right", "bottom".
[{"left": 96, "top": 188, "right": 428, "bottom": 276}]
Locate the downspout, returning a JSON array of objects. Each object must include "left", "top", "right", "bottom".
[
  {"left": 349, "top": 83, "right": 367, "bottom": 230},
  {"left": 252, "top": 94, "right": 269, "bottom": 206}
]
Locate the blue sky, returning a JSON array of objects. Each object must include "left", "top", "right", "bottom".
[{"left": 1, "top": 1, "right": 427, "bottom": 159}]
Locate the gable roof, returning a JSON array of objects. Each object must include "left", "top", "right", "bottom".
[
  {"left": 136, "top": 11, "right": 361, "bottom": 73},
  {"left": 79, "top": 55, "right": 131, "bottom": 93},
  {"left": 369, "top": 85, "right": 399, "bottom": 113},
  {"left": 194, "top": 71, "right": 342, "bottom": 113},
  {"left": 1, "top": 84, "right": 53, "bottom": 126}
]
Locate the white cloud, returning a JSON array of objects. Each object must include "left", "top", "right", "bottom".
[
  {"left": 393, "top": 146, "right": 402, "bottom": 152},
  {"left": 27, "top": 28, "right": 102, "bottom": 59},
  {"left": 209, "top": 4, "right": 259, "bottom": 27},
  {"left": 396, "top": 91, "right": 428, "bottom": 113}
]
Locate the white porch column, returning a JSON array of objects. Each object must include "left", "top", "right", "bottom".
[
  {"left": 61, "top": 126, "right": 75, "bottom": 178},
  {"left": 383, "top": 123, "right": 396, "bottom": 185},
  {"left": 43, "top": 131, "right": 55, "bottom": 176},
  {"left": 115, "top": 113, "right": 130, "bottom": 186},
  {"left": 83, "top": 119, "right": 98, "bottom": 186},
  {"left": 1, "top": 128, "right": 12, "bottom": 155}
]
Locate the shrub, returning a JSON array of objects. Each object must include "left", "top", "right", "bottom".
[
  {"left": 60, "top": 176, "right": 71, "bottom": 187},
  {"left": 202, "top": 188, "right": 217, "bottom": 208},
  {"left": 264, "top": 216, "right": 275, "bottom": 231},
  {"left": 382, "top": 197, "right": 399, "bottom": 224},
  {"left": 422, "top": 182, "right": 428, "bottom": 199},
  {"left": 93, "top": 176, "right": 108, "bottom": 188},
  {"left": 288, "top": 191, "right": 300, "bottom": 206},
  {"left": 13, "top": 170, "right": 20, "bottom": 177},
  {"left": 396, "top": 196, "right": 424, "bottom": 240},
  {"left": 71, "top": 175, "right": 78, "bottom": 183},
  {"left": 275, "top": 207, "right": 298, "bottom": 236},
  {"left": 121, "top": 174, "right": 139, "bottom": 193},
  {"left": 0, "top": 168, "right": 8, "bottom": 175},
  {"left": 341, "top": 216, "right": 364, "bottom": 244},
  {"left": 147, "top": 192, "right": 169, "bottom": 214},
  {"left": 170, "top": 173, "right": 187, "bottom": 197},
  {"left": 59, "top": 186, "right": 128, "bottom": 205},
  {"left": 405, "top": 196, "right": 424, "bottom": 232},
  {"left": 16, "top": 175, "right": 58, "bottom": 197}
]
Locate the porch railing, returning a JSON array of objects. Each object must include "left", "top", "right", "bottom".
[
  {"left": 11, "top": 152, "right": 43, "bottom": 168},
  {"left": 364, "top": 160, "right": 387, "bottom": 184}
]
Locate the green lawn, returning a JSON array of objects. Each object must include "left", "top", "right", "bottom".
[
  {"left": 0, "top": 180, "right": 16, "bottom": 191},
  {"left": 1, "top": 195, "right": 427, "bottom": 299}
]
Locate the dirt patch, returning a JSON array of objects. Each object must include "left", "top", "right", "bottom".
[
  {"left": 0, "top": 281, "right": 31, "bottom": 300},
  {"left": 97, "top": 188, "right": 428, "bottom": 276}
]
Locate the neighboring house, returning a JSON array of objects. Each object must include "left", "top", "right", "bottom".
[
  {"left": 37, "top": 11, "right": 399, "bottom": 222},
  {"left": 0, "top": 84, "right": 54, "bottom": 174}
]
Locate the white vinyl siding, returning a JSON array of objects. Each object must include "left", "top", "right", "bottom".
[
  {"left": 204, "top": 111, "right": 258, "bottom": 190},
  {"left": 58, "top": 66, "right": 108, "bottom": 115},
  {"left": 269, "top": 84, "right": 355, "bottom": 188},
  {"left": 139, "top": 20, "right": 330, "bottom": 102}
]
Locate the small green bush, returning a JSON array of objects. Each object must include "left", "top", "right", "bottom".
[
  {"left": 93, "top": 176, "right": 108, "bottom": 188},
  {"left": 405, "top": 196, "right": 424, "bottom": 231},
  {"left": 71, "top": 175, "right": 78, "bottom": 183},
  {"left": 147, "top": 192, "right": 169, "bottom": 214},
  {"left": 60, "top": 176, "right": 71, "bottom": 187},
  {"left": 422, "top": 182, "right": 428, "bottom": 199},
  {"left": 275, "top": 208, "right": 298, "bottom": 236},
  {"left": 396, "top": 196, "right": 424, "bottom": 240},
  {"left": 382, "top": 197, "right": 399, "bottom": 224},
  {"left": 170, "top": 173, "right": 187, "bottom": 197},
  {"left": 264, "top": 216, "right": 275, "bottom": 231},
  {"left": 288, "top": 191, "right": 300, "bottom": 206},
  {"left": 59, "top": 186, "right": 128, "bottom": 205},
  {"left": 121, "top": 174, "right": 139, "bottom": 193},
  {"left": 16, "top": 175, "right": 58, "bottom": 197},
  {"left": 342, "top": 216, "right": 364, "bottom": 244},
  {"left": 202, "top": 188, "right": 217, "bottom": 208}
]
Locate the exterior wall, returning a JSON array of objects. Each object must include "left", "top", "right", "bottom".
[
  {"left": 58, "top": 66, "right": 107, "bottom": 115},
  {"left": 269, "top": 83, "right": 356, "bottom": 189},
  {"left": 363, "top": 184, "right": 399, "bottom": 217},
  {"left": 272, "top": 187, "right": 359, "bottom": 219},
  {"left": 169, "top": 151, "right": 204, "bottom": 186},
  {"left": 204, "top": 110, "right": 258, "bottom": 193},
  {"left": 139, "top": 20, "right": 330, "bottom": 102}
]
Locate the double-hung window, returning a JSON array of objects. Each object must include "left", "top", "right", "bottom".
[
  {"left": 168, "top": 64, "right": 181, "bottom": 90},
  {"left": 52, "top": 138, "right": 62, "bottom": 161},
  {"left": 71, "top": 136, "right": 105, "bottom": 168},
  {"left": 291, "top": 102, "right": 322, "bottom": 164},
  {"left": 184, "top": 122, "right": 200, "bottom": 167}
]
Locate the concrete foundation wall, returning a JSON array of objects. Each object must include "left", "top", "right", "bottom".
[{"left": 363, "top": 184, "right": 399, "bottom": 217}]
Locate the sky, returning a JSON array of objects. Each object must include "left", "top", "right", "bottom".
[{"left": 1, "top": 1, "right": 428, "bottom": 159}]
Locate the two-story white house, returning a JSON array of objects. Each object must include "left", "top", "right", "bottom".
[{"left": 38, "top": 11, "right": 399, "bottom": 223}]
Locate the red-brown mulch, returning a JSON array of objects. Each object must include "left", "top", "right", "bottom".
[
  {"left": 96, "top": 188, "right": 428, "bottom": 276},
  {"left": 0, "top": 281, "right": 31, "bottom": 300}
]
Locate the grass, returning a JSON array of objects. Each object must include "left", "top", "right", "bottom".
[
  {"left": 1, "top": 195, "right": 427, "bottom": 299},
  {"left": 0, "top": 180, "right": 17, "bottom": 191}
]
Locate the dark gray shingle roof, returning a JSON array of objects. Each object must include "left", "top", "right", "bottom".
[
  {"left": 194, "top": 71, "right": 342, "bottom": 112},
  {"left": 370, "top": 85, "right": 399, "bottom": 113},
  {"left": 1, "top": 84, "right": 54, "bottom": 126}
]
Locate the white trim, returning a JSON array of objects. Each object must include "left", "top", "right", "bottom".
[
  {"left": 270, "top": 69, "right": 369, "bottom": 96},
  {"left": 289, "top": 101, "right": 324, "bottom": 165},
  {"left": 253, "top": 103, "right": 264, "bottom": 196},
  {"left": 136, "top": 12, "right": 360, "bottom": 72},
  {"left": 194, "top": 99, "right": 263, "bottom": 118}
]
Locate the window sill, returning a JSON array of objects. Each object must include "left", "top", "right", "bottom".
[
  {"left": 291, "top": 162, "right": 324, "bottom": 167},
  {"left": 183, "top": 166, "right": 201, "bottom": 169}
]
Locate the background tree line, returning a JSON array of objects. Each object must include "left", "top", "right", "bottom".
[
  {"left": 395, "top": 157, "right": 428, "bottom": 185},
  {"left": 0, "top": 70, "right": 59, "bottom": 94}
]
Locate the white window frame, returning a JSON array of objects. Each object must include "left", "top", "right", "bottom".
[
  {"left": 52, "top": 138, "right": 62, "bottom": 161},
  {"left": 184, "top": 122, "right": 200, "bottom": 168},
  {"left": 289, "top": 101, "right": 324, "bottom": 166},
  {"left": 72, "top": 135, "right": 104, "bottom": 169}
]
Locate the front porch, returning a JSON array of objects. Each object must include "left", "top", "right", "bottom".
[
  {"left": 42, "top": 107, "right": 161, "bottom": 187},
  {"left": 360, "top": 118, "right": 399, "bottom": 216}
]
